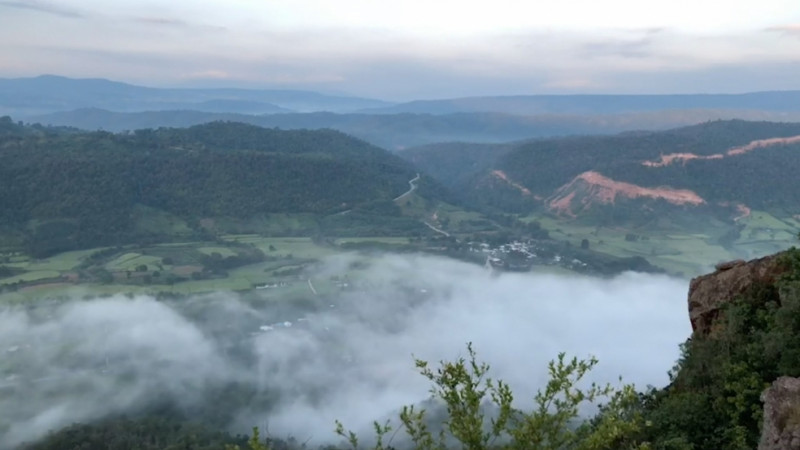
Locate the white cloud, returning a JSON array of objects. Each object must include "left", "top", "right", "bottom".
[
  {"left": 0, "top": 254, "right": 691, "bottom": 447},
  {"left": 1, "top": 0, "right": 799, "bottom": 97}
]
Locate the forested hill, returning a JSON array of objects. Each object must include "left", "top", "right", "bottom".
[
  {"left": 404, "top": 120, "right": 800, "bottom": 215},
  {"left": 499, "top": 120, "right": 800, "bottom": 208},
  {"left": 0, "top": 118, "right": 418, "bottom": 255}
]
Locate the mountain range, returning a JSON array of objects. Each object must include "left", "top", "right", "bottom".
[
  {"left": 0, "top": 75, "right": 391, "bottom": 116},
  {"left": 6, "top": 75, "right": 800, "bottom": 149}
]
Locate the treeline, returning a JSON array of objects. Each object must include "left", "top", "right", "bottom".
[{"left": 0, "top": 119, "right": 418, "bottom": 256}]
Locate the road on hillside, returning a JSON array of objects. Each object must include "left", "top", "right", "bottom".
[
  {"left": 424, "top": 221, "right": 450, "bottom": 237},
  {"left": 307, "top": 278, "right": 318, "bottom": 295},
  {"left": 394, "top": 173, "right": 420, "bottom": 201}
]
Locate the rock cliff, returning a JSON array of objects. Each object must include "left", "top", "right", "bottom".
[
  {"left": 687, "top": 251, "right": 800, "bottom": 449},
  {"left": 687, "top": 253, "right": 786, "bottom": 336}
]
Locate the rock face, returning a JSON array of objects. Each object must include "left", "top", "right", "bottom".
[
  {"left": 759, "top": 376, "right": 800, "bottom": 450},
  {"left": 688, "top": 253, "right": 786, "bottom": 336}
]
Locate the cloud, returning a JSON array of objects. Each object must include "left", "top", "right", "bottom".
[
  {"left": 132, "top": 16, "right": 189, "bottom": 27},
  {"left": 582, "top": 36, "right": 655, "bottom": 59},
  {"left": 130, "top": 15, "right": 228, "bottom": 33},
  {"left": 765, "top": 24, "right": 800, "bottom": 38},
  {"left": 0, "top": 253, "right": 691, "bottom": 447},
  {"left": 0, "top": 0, "right": 83, "bottom": 18}
]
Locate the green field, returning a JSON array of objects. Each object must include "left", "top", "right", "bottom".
[
  {"left": 0, "top": 235, "right": 393, "bottom": 302},
  {"left": 6, "top": 248, "right": 101, "bottom": 272},
  {"left": 5, "top": 200, "right": 796, "bottom": 302},
  {"left": 197, "top": 247, "right": 238, "bottom": 257},
  {"left": 105, "top": 253, "right": 164, "bottom": 271},
  {"left": 522, "top": 210, "right": 799, "bottom": 276},
  {"left": 222, "top": 236, "right": 338, "bottom": 259},
  {"left": 335, "top": 237, "right": 411, "bottom": 245},
  {"left": 0, "top": 270, "right": 61, "bottom": 286}
]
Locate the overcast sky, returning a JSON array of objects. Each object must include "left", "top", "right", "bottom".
[{"left": 1, "top": 0, "right": 800, "bottom": 99}]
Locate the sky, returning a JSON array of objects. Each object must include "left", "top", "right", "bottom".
[{"left": 1, "top": 0, "right": 800, "bottom": 99}]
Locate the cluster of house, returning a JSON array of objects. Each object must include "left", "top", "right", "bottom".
[
  {"left": 468, "top": 240, "right": 588, "bottom": 272},
  {"left": 254, "top": 281, "right": 290, "bottom": 289}
]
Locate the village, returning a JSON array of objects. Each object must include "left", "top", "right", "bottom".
[{"left": 467, "top": 239, "right": 589, "bottom": 272}]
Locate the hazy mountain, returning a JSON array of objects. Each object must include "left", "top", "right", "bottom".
[
  {"left": 26, "top": 107, "right": 800, "bottom": 150},
  {"left": 0, "top": 75, "right": 392, "bottom": 116},
  {"left": 362, "top": 92, "right": 800, "bottom": 115}
]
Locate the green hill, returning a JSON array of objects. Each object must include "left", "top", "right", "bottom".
[{"left": 0, "top": 118, "right": 420, "bottom": 256}]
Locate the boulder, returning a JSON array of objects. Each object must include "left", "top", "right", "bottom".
[{"left": 759, "top": 376, "right": 800, "bottom": 450}]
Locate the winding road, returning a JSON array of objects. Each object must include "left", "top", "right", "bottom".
[{"left": 394, "top": 173, "right": 420, "bottom": 201}]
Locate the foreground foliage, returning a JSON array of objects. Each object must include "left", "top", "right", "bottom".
[{"left": 335, "top": 344, "right": 648, "bottom": 450}]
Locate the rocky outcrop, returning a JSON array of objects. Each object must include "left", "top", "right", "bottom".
[
  {"left": 759, "top": 377, "right": 800, "bottom": 450},
  {"left": 688, "top": 253, "right": 786, "bottom": 336}
]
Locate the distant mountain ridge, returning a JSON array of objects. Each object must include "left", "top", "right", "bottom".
[
  {"left": 0, "top": 75, "right": 392, "bottom": 115},
  {"left": 25, "top": 107, "right": 800, "bottom": 150},
  {"left": 363, "top": 92, "right": 800, "bottom": 115},
  {"left": 6, "top": 75, "right": 800, "bottom": 149}
]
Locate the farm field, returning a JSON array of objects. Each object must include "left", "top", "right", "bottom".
[
  {"left": 0, "top": 236, "right": 420, "bottom": 303},
  {"left": 522, "top": 210, "right": 800, "bottom": 276}
]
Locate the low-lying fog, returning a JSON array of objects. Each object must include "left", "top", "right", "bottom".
[{"left": 0, "top": 254, "right": 691, "bottom": 447}]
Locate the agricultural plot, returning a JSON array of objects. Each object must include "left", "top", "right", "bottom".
[
  {"left": 222, "top": 236, "right": 338, "bottom": 260},
  {"left": 105, "top": 253, "right": 164, "bottom": 272},
  {"left": 198, "top": 247, "right": 238, "bottom": 257},
  {"left": 335, "top": 237, "right": 411, "bottom": 245},
  {"left": 0, "top": 270, "right": 61, "bottom": 286},
  {"left": 736, "top": 211, "right": 800, "bottom": 244},
  {"left": 7, "top": 248, "right": 100, "bottom": 272},
  {"left": 524, "top": 213, "right": 746, "bottom": 276}
]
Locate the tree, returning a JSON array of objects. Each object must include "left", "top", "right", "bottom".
[
  {"left": 580, "top": 239, "right": 590, "bottom": 250},
  {"left": 335, "top": 343, "right": 648, "bottom": 450},
  {"left": 226, "top": 427, "right": 271, "bottom": 450}
]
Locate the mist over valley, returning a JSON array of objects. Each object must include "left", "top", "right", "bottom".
[{"left": 1, "top": 254, "right": 690, "bottom": 448}]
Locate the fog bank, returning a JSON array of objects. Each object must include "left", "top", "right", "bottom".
[{"left": 0, "top": 254, "right": 691, "bottom": 447}]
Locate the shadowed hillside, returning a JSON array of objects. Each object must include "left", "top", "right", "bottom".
[{"left": 0, "top": 118, "right": 420, "bottom": 256}]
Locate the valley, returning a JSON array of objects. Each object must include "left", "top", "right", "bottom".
[
  {"left": 2, "top": 87, "right": 800, "bottom": 450},
  {"left": 4, "top": 0, "right": 800, "bottom": 444}
]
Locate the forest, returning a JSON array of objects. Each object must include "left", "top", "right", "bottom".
[{"left": 0, "top": 118, "right": 419, "bottom": 256}]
